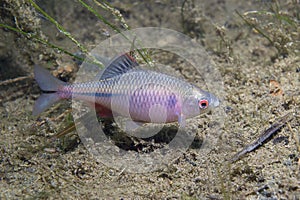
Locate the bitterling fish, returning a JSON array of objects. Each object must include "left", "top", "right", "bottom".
[{"left": 33, "top": 54, "right": 219, "bottom": 126}]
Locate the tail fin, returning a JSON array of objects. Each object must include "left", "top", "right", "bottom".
[
  {"left": 33, "top": 65, "right": 67, "bottom": 116},
  {"left": 32, "top": 93, "right": 61, "bottom": 116},
  {"left": 34, "top": 65, "right": 66, "bottom": 91}
]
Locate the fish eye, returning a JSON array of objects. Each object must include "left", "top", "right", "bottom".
[{"left": 199, "top": 99, "right": 209, "bottom": 109}]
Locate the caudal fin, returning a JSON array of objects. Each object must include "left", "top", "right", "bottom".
[
  {"left": 33, "top": 65, "right": 67, "bottom": 116},
  {"left": 32, "top": 93, "right": 61, "bottom": 116},
  {"left": 34, "top": 65, "right": 66, "bottom": 91}
]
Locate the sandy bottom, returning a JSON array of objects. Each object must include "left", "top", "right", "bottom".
[{"left": 0, "top": 0, "right": 299, "bottom": 199}]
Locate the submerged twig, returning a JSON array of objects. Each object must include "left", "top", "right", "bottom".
[
  {"left": 53, "top": 123, "right": 76, "bottom": 139},
  {"left": 230, "top": 112, "right": 293, "bottom": 162},
  {"left": 0, "top": 76, "right": 31, "bottom": 86}
]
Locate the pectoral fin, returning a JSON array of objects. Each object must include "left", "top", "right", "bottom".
[{"left": 178, "top": 114, "right": 186, "bottom": 128}]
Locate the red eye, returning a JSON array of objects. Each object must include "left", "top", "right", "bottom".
[{"left": 199, "top": 99, "right": 209, "bottom": 109}]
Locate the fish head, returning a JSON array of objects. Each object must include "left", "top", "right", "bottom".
[{"left": 182, "top": 86, "right": 219, "bottom": 118}]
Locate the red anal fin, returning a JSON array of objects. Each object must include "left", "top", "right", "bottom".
[
  {"left": 85, "top": 102, "right": 113, "bottom": 118},
  {"left": 94, "top": 103, "right": 113, "bottom": 118}
]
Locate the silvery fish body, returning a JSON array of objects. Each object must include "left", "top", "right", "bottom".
[{"left": 33, "top": 54, "right": 219, "bottom": 125}]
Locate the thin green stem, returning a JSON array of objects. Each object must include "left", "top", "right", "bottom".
[
  {"left": 93, "top": 0, "right": 130, "bottom": 30},
  {"left": 28, "top": 0, "right": 89, "bottom": 55},
  {"left": 0, "top": 23, "right": 81, "bottom": 60},
  {"left": 77, "top": 0, "right": 152, "bottom": 65},
  {"left": 28, "top": 0, "right": 105, "bottom": 68},
  {"left": 0, "top": 23, "right": 104, "bottom": 67},
  {"left": 235, "top": 10, "right": 274, "bottom": 45},
  {"left": 78, "top": 0, "right": 123, "bottom": 35}
]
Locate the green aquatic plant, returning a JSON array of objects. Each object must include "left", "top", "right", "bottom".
[
  {"left": 236, "top": 0, "right": 299, "bottom": 58},
  {"left": 0, "top": 0, "right": 154, "bottom": 138},
  {"left": 29, "top": 0, "right": 89, "bottom": 55},
  {"left": 77, "top": 0, "right": 152, "bottom": 65},
  {"left": 0, "top": 23, "right": 86, "bottom": 62},
  {"left": 0, "top": 0, "right": 151, "bottom": 68}
]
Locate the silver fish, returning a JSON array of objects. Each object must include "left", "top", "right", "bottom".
[{"left": 33, "top": 54, "right": 219, "bottom": 126}]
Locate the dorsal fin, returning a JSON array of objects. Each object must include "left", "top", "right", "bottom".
[{"left": 96, "top": 53, "right": 139, "bottom": 80}]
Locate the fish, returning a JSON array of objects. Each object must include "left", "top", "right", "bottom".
[{"left": 33, "top": 53, "right": 219, "bottom": 126}]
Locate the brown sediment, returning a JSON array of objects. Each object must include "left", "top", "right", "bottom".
[{"left": 0, "top": 0, "right": 299, "bottom": 199}]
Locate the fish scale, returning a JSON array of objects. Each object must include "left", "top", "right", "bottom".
[{"left": 33, "top": 53, "right": 219, "bottom": 125}]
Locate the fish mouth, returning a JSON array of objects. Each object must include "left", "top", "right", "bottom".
[{"left": 210, "top": 93, "right": 220, "bottom": 108}]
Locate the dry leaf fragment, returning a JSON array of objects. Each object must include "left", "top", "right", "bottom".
[{"left": 269, "top": 79, "right": 284, "bottom": 97}]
